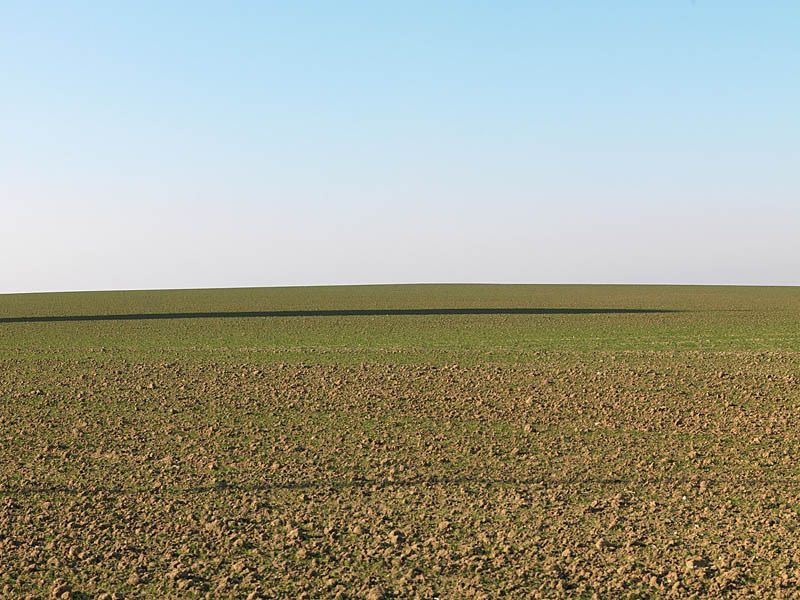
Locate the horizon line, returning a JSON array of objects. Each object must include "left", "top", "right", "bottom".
[{"left": 1, "top": 281, "right": 799, "bottom": 297}]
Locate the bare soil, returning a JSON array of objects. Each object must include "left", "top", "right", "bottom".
[{"left": 2, "top": 353, "right": 800, "bottom": 597}]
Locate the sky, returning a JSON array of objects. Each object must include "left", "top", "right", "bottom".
[{"left": 1, "top": 1, "right": 798, "bottom": 293}]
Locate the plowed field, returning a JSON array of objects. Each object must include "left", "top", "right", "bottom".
[{"left": 1, "top": 285, "right": 799, "bottom": 598}]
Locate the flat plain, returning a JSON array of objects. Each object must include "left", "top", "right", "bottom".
[{"left": 1, "top": 284, "right": 800, "bottom": 598}]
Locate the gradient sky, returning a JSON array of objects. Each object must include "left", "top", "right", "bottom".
[{"left": 2, "top": 1, "right": 798, "bottom": 292}]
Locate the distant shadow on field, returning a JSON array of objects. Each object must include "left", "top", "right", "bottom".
[
  {"left": 0, "top": 307, "right": 682, "bottom": 324},
  {"left": 3, "top": 474, "right": 799, "bottom": 498}
]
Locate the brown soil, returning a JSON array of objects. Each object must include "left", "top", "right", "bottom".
[{"left": 2, "top": 353, "right": 800, "bottom": 597}]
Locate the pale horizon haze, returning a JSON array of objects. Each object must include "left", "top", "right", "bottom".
[{"left": 2, "top": 2, "right": 798, "bottom": 293}]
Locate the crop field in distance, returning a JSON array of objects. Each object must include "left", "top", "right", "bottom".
[{"left": 2, "top": 283, "right": 800, "bottom": 598}]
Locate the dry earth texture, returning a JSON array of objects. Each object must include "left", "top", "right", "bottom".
[{"left": 1, "top": 284, "right": 799, "bottom": 598}]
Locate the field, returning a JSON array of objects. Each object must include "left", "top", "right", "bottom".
[{"left": 1, "top": 284, "right": 800, "bottom": 598}]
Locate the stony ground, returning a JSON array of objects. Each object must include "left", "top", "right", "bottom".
[{"left": 2, "top": 352, "right": 800, "bottom": 598}]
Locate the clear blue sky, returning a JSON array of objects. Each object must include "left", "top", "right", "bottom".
[{"left": 2, "top": 1, "right": 798, "bottom": 292}]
